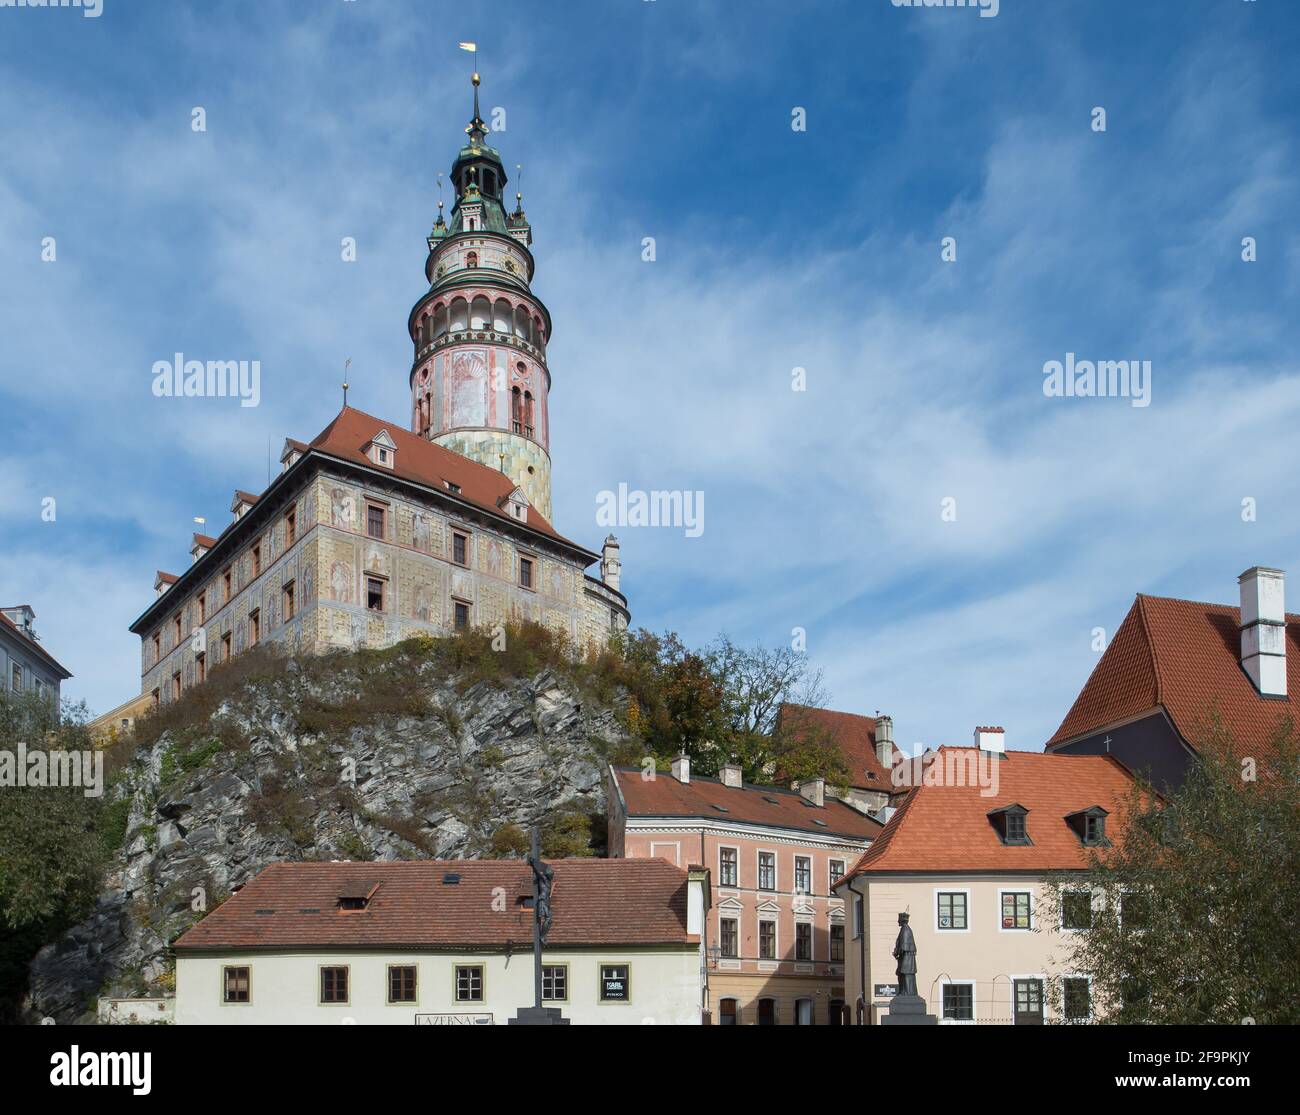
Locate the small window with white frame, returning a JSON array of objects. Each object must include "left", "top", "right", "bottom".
[{"left": 937, "top": 890, "right": 968, "bottom": 930}]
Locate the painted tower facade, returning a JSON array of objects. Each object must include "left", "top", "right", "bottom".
[{"left": 408, "top": 74, "right": 554, "bottom": 520}]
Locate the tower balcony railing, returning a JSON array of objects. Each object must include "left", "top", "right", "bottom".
[{"left": 415, "top": 328, "right": 546, "bottom": 366}]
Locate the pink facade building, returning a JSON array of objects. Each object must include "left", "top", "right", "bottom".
[{"left": 607, "top": 757, "right": 881, "bottom": 1025}]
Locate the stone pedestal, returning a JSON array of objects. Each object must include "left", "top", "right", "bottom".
[
  {"left": 880, "top": 994, "right": 938, "bottom": 1026},
  {"left": 508, "top": 1006, "right": 570, "bottom": 1026}
]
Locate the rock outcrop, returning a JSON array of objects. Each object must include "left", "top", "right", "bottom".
[{"left": 27, "top": 650, "right": 632, "bottom": 1022}]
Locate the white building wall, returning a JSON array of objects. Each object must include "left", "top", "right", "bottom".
[{"left": 176, "top": 947, "right": 701, "bottom": 1026}]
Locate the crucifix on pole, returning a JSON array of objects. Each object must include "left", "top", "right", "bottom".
[{"left": 508, "top": 824, "right": 568, "bottom": 1024}]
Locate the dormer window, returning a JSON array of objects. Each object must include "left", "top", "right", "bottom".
[
  {"left": 338, "top": 882, "right": 377, "bottom": 912},
  {"left": 366, "top": 430, "right": 396, "bottom": 470},
  {"left": 988, "top": 803, "right": 1032, "bottom": 845},
  {"left": 1066, "top": 806, "right": 1110, "bottom": 847}
]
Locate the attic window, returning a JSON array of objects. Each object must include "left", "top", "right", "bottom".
[
  {"left": 811, "top": 818, "right": 829, "bottom": 827},
  {"left": 339, "top": 897, "right": 368, "bottom": 911},
  {"left": 988, "top": 804, "right": 1032, "bottom": 846},
  {"left": 367, "top": 432, "right": 396, "bottom": 469},
  {"left": 445, "top": 481, "right": 461, "bottom": 495},
  {"left": 1066, "top": 807, "right": 1111, "bottom": 847},
  {"left": 254, "top": 909, "right": 275, "bottom": 916},
  {"left": 710, "top": 804, "right": 730, "bottom": 813},
  {"left": 762, "top": 796, "right": 781, "bottom": 805},
  {"left": 338, "top": 882, "right": 377, "bottom": 911},
  {"left": 442, "top": 872, "right": 461, "bottom": 885}
]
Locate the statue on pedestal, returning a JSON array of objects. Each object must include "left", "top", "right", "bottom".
[{"left": 892, "top": 911, "right": 918, "bottom": 997}]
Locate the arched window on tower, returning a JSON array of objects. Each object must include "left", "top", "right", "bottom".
[
  {"left": 514, "top": 305, "right": 529, "bottom": 342},
  {"left": 523, "top": 391, "right": 534, "bottom": 439},
  {"left": 493, "top": 298, "right": 512, "bottom": 333},
  {"left": 433, "top": 304, "right": 448, "bottom": 340},
  {"left": 466, "top": 251, "right": 478, "bottom": 269},
  {"left": 449, "top": 298, "right": 468, "bottom": 332},
  {"left": 470, "top": 296, "right": 491, "bottom": 330},
  {"left": 511, "top": 386, "right": 522, "bottom": 435}
]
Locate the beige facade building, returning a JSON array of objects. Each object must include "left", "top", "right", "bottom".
[
  {"left": 130, "top": 410, "right": 627, "bottom": 704},
  {"left": 173, "top": 859, "right": 706, "bottom": 1025},
  {"left": 608, "top": 757, "right": 881, "bottom": 1025},
  {"left": 833, "top": 741, "right": 1142, "bottom": 1025}
]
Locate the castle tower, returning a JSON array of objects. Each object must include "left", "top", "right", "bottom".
[{"left": 408, "top": 70, "right": 554, "bottom": 520}]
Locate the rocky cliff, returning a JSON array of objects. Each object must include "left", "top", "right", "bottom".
[{"left": 26, "top": 637, "right": 636, "bottom": 1022}]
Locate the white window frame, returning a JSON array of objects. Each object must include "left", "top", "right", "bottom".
[
  {"left": 756, "top": 848, "right": 777, "bottom": 893},
  {"left": 934, "top": 886, "right": 972, "bottom": 933},
  {"left": 828, "top": 858, "right": 846, "bottom": 892},
  {"left": 852, "top": 894, "right": 864, "bottom": 939},
  {"left": 938, "top": 977, "right": 977, "bottom": 1025},
  {"left": 756, "top": 914, "right": 779, "bottom": 962},
  {"left": 997, "top": 887, "right": 1034, "bottom": 933},
  {"left": 717, "top": 844, "right": 740, "bottom": 890},
  {"left": 794, "top": 854, "right": 813, "bottom": 895}
]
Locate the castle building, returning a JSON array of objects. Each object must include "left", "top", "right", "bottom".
[{"left": 127, "top": 77, "right": 627, "bottom": 706}]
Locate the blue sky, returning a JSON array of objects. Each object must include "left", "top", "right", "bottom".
[{"left": 2, "top": 0, "right": 1299, "bottom": 754}]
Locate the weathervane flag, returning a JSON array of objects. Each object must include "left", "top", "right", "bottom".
[{"left": 458, "top": 41, "right": 477, "bottom": 52}]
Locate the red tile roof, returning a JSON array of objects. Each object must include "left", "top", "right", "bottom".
[
  {"left": 0, "top": 610, "right": 72, "bottom": 679},
  {"left": 840, "top": 749, "right": 1142, "bottom": 877},
  {"left": 155, "top": 571, "right": 179, "bottom": 586},
  {"left": 192, "top": 533, "right": 217, "bottom": 549},
  {"left": 173, "top": 859, "right": 697, "bottom": 952},
  {"left": 309, "top": 407, "right": 585, "bottom": 551},
  {"left": 612, "top": 766, "right": 882, "bottom": 841},
  {"left": 1047, "top": 594, "right": 1300, "bottom": 764},
  {"left": 777, "top": 703, "right": 900, "bottom": 791}
]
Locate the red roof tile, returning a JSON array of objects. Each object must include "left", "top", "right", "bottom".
[
  {"left": 172, "top": 859, "right": 696, "bottom": 951},
  {"left": 841, "top": 749, "right": 1142, "bottom": 877},
  {"left": 777, "top": 703, "right": 900, "bottom": 791},
  {"left": 612, "top": 766, "right": 882, "bottom": 841},
  {"left": 309, "top": 407, "right": 587, "bottom": 552},
  {"left": 1047, "top": 594, "right": 1300, "bottom": 765}
]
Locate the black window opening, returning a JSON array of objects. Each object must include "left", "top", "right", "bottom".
[
  {"left": 942, "top": 983, "right": 974, "bottom": 1021},
  {"left": 758, "top": 853, "right": 776, "bottom": 891},
  {"left": 1062, "top": 891, "right": 1093, "bottom": 930},
  {"left": 454, "top": 601, "right": 470, "bottom": 631},
  {"left": 719, "top": 848, "right": 738, "bottom": 887},
  {"left": 719, "top": 998, "right": 738, "bottom": 1026},
  {"left": 388, "top": 966, "right": 417, "bottom": 1004},
  {"left": 320, "top": 967, "right": 348, "bottom": 1004},
  {"left": 758, "top": 920, "right": 776, "bottom": 960},
  {"left": 366, "top": 577, "right": 384, "bottom": 612},
  {"left": 795, "top": 922, "right": 812, "bottom": 961},
  {"left": 830, "top": 923, "right": 845, "bottom": 962},
  {"left": 1063, "top": 977, "right": 1092, "bottom": 1021},
  {"left": 720, "top": 918, "right": 738, "bottom": 959},
  {"left": 599, "top": 965, "right": 629, "bottom": 1002}
]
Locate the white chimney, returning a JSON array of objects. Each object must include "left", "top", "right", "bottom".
[
  {"left": 798, "top": 778, "right": 825, "bottom": 807},
  {"left": 1239, "top": 567, "right": 1287, "bottom": 697},
  {"left": 875, "top": 714, "right": 894, "bottom": 767},
  {"left": 975, "top": 726, "right": 1006, "bottom": 753},
  {"left": 670, "top": 754, "right": 690, "bottom": 784},
  {"left": 719, "top": 763, "right": 743, "bottom": 788}
]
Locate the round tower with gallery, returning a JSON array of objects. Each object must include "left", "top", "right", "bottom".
[{"left": 408, "top": 71, "right": 554, "bottom": 520}]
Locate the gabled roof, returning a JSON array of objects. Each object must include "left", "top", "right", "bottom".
[
  {"left": 172, "top": 859, "right": 696, "bottom": 951},
  {"left": 838, "top": 750, "right": 1141, "bottom": 878},
  {"left": 309, "top": 407, "right": 583, "bottom": 551},
  {"left": 612, "top": 766, "right": 882, "bottom": 842},
  {"left": 777, "top": 703, "right": 900, "bottom": 791},
  {"left": 1048, "top": 594, "right": 1300, "bottom": 765},
  {"left": 0, "top": 609, "right": 72, "bottom": 679}
]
